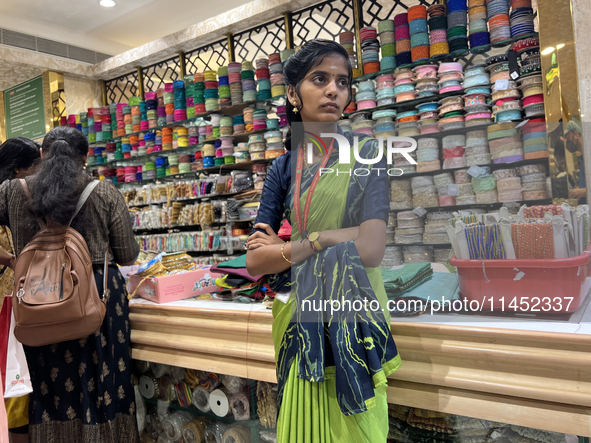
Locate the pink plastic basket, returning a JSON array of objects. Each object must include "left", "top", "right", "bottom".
[{"left": 450, "top": 248, "right": 591, "bottom": 313}]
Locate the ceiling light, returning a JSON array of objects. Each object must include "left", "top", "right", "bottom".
[
  {"left": 541, "top": 47, "right": 555, "bottom": 55},
  {"left": 556, "top": 43, "right": 565, "bottom": 49},
  {"left": 99, "top": 0, "right": 116, "bottom": 7}
]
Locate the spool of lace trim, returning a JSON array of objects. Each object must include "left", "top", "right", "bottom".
[
  {"left": 434, "top": 248, "right": 452, "bottom": 262},
  {"left": 229, "top": 390, "right": 251, "bottom": 421},
  {"left": 204, "top": 423, "right": 232, "bottom": 443},
  {"left": 433, "top": 172, "right": 454, "bottom": 187},
  {"left": 388, "top": 213, "right": 397, "bottom": 227},
  {"left": 192, "top": 387, "right": 211, "bottom": 412},
  {"left": 413, "top": 185, "right": 437, "bottom": 195},
  {"left": 151, "top": 363, "right": 171, "bottom": 378},
  {"left": 417, "top": 149, "right": 439, "bottom": 162},
  {"left": 395, "top": 234, "right": 424, "bottom": 244},
  {"left": 418, "top": 138, "right": 439, "bottom": 150},
  {"left": 465, "top": 145, "right": 489, "bottom": 156},
  {"left": 521, "top": 172, "right": 546, "bottom": 183},
  {"left": 390, "top": 201, "right": 414, "bottom": 210},
  {"left": 413, "top": 193, "right": 439, "bottom": 208},
  {"left": 458, "top": 183, "right": 474, "bottom": 196},
  {"left": 391, "top": 179, "right": 411, "bottom": 191},
  {"left": 443, "top": 157, "right": 466, "bottom": 169},
  {"left": 395, "top": 227, "right": 425, "bottom": 235},
  {"left": 472, "top": 175, "right": 497, "bottom": 193},
  {"left": 517, "top": 164, "right": 546, "bottom": 175},
  {"left": 384, "top": 246, "right": 403, "bottom": 261},
  {"left": 386, "top": 229, "right": 396, "bottom": 244},
  {"left": 522, "top": 181, "right": 546, "bottom": 191},
  {"left": 399, "top": 165, "right": 417, "bottom": 173},
  {"left": 498, "top": 189, "right": 523, "bottom": 202},
  {"left": 491, "top": 148, "right": 524, "bottom": 159},
  {"left": 183, "top": 418, "right": 208, "bottom": 443},
  {"left": 411, "top": 176, "right": 435, "bottom": 188},
  {"left": 162, "top": 413, "right": 191, "bottom": 441},
  {"left": 475, "top": 190, "right": 498, "bottom": 204},
  {"left": 456, "top": 195, "right": 477, "bottom": 205},
  {"left": 523, "top": 190, "right": 548, "bottom": 200},
  {"left": 493, "top": 168, "right": 517, "bottom": 180},
  {"left": 442, "top": 134, "right": 466, "bottom": 149},
  {"left": 397, "top": 217, "right": 424, "bottom": 228},
  {"left": 424, "top": 222, "right": 449, "bottom": 234},
  {"left": 497, "top": 177, "right": 522, "bottom": 191},
  {"left": 466, "top": 154, "right": 492, "bottom": 166},
  {"left": 427, "top": 211, "right": 452, "bottom": 220},
  {"left": 391, "top": 190, "right": 413, "bottom": 201},
  {"left": 423, "top": 233, "right": 450, "bottom": 244},
  {"left": 437, "top": 186, "right": 449, "bottom": 196},
  {"left": 466, "top": 130, "right": 488, "bottom": 147},
  {"left": 397, "top": 210, "right": 420, "bottom": 220},
  {"left": 416, "top": 161, "right": 441, "bottom": 172},
  {"left": 454, "top": 169, "right": 470, "bottom": 184},
  {"left": 221, "top": 375, "right": 248, "bottom": 394},
  {"left": 439, "top": 196, "right": 456, "bottom": 206}
]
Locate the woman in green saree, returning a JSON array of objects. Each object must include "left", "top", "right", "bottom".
[{"left": 246, "top": 40, "right": 401, "bottom": 442}]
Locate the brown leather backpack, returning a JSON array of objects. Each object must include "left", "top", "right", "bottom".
[{"left": 12, "top": 179, "right": 108, "bottom": 347}]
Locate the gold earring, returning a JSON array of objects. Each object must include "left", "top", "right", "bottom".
[
  {"left": 341, "top": 113, "right": 345, "bottom": 118},
  {"left": 292, "top": 102, "right": 299, "bottom": 114}
]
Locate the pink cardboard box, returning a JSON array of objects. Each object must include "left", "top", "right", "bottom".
[{"left": 128, "top": 266, "right": 222, "bottom": 304}]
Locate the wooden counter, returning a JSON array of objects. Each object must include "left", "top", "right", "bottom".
[{"left": 129, "top": 300, "right": 591, "bottom": 437}]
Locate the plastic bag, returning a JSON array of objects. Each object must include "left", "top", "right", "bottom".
[{"left": 0, "top": 297, "right": 33, "bottom": 398}]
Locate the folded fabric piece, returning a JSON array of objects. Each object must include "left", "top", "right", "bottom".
[
  {"left": 381, "top": 263, "right": 433, "bottom": 295},
  {"left": 211, "top": 254, "right": 263, "bottom": 281},
  {"left": 277, "top": 241, "right": 401, "bottom": 416},
  {"left": 398, "top": 272, "right": 460, "bottom": 302}
]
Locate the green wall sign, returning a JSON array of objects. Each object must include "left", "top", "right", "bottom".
[{"left": 4, "top": 76, "right": 47, "bottom": 140}]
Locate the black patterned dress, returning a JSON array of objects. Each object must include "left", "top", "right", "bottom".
[{"left": 25, "top": 264, "right": 139, "bottom": 443}]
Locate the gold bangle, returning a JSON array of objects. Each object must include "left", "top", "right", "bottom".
[{"left": 281, "top": 241, "right": 294, "bottom": 264}]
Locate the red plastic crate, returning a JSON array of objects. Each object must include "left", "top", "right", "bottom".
[{"left": 450, "top": 248, "right": 591, "bottom": 313}]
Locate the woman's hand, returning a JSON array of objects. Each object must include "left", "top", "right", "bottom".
[
  {"left": 0, "top": 249, "right": 15, "bottom": 270},
  {"left": 246, "top": 223, "right": 285, "bottom": 250}
]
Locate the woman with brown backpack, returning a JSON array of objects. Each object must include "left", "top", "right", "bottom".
[{"left": 0, "top": 126, "right": 140, "bottom": 443}]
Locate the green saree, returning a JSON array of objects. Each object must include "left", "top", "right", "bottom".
[{"left": 272, "top": 136, "right": 402, "bottom": 442}]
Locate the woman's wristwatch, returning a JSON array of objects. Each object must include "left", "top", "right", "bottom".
[{"left": 307, "top": 232, "right": 323, "bottom": 252}]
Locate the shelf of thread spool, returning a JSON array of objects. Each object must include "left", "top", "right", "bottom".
[
  {"left": 114, "top": 160, "right": 273, "bottom": 188},
  {"left": 87, "top": 96, "right": 287, "bottom": 147},
  {"left": 133, "top": 219, "right": 256, "bottom": 235},
  {"left": 127, "top": 190, "right": 258, "bottom": 209},
  {"left": 350, "top": 32, "right": 538, "bottom": 84},
  {"left": 389, "top": 157, "right": 550, "bottom": 180},
  {"left": 389, "top": 198, "right": 552, "bottom": 214}
]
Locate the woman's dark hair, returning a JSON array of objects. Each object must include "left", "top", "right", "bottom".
[
  {"left": 283, "top": 39, "right": 353, "bottom": 150},
  {"left": 0, "top": 137, "right": 41, "bottom": 183},
  {"left": 29, "top": 126, "right": 90, "bottom": 225}
]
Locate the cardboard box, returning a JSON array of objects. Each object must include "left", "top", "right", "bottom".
[{"left": 128, "top": 266, "right": 222, "bottom": 304}]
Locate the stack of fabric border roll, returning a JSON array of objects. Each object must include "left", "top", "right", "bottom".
[
  {"left": 468, "top": 0, "right": 491, "bottom": 48},
  {"left": 408, "top": 5, "right": 429, "bottom": 62},
  {"left": 487, "top": 0, "right": 512, "bottom": 43},
  {"left": 394, "top": 13, "right": 412, "bottom": 66},
  {"left": 217, "top": 66, "right": 231, "bottom": 108},
  {"left": 447, "top": 0, "right": 469, "bottom": 53},
  {"left": 193, "top": 72, "right": 206, "bottom": 114},
  {"left": 228, "top": 63, "right": 243, "bottom": 105},
  {"left": 510, "top": 0, "right": 535, "bottom": 38},
  {"left": 241, "top": 61, "right": 257, "bottom": 103},
  {"left": 360, "top": 26, "right": 380, "bottom": 74},
  {"left": 185, "top": 76, "right": 195, "bottom": 118},
  {"left": 255, "top": 58, "right": 271, "bottom": 101},
  {"left": 339, "top": 31, "right": 359, "bottom": 76},
  {"left": 204, "top": 71, "right": 220, "bottom": 112},
  {"left": 427, "top": 4, "right": 449, "bottom": 58},
  {"left": 378, "top": 20, "right": 396, "bottom": 70},
  {"left": 269, "top": 53, "right": 285, "bottom": 98}
]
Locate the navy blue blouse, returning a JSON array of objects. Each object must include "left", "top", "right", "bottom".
[{"left": 253, "top": 129, "right": 390, "bottom": 235}]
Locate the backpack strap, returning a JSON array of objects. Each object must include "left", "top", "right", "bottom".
[
  {"left": 69, "top": 181, "right": 110, "bottom": 302},
  {"left": 70, "top": 180, "right": 101, "bottom": 226}
]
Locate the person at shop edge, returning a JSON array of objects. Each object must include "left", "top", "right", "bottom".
[
  {"left": 564, "top": 121, "right": 587, "bottom": 203},
  {"left": 246, "top": 39, "right": 401, "bottom": 443},
  {"left": 0, "top": 126, "right": 140, "bottom": 443},
  {"left": 0, "top": 137, "right": 41, "bottom": 443}
]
